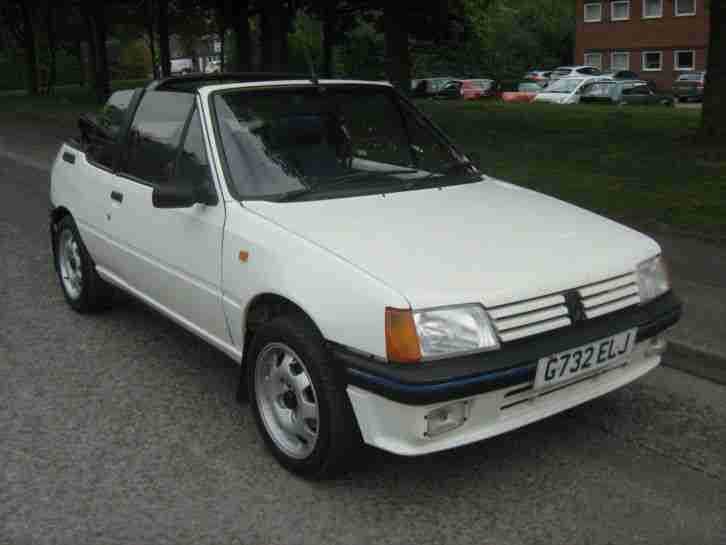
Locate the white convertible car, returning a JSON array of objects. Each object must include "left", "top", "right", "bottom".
[{"left": 50, "top": 74, "right": 682, "bottom": 478}]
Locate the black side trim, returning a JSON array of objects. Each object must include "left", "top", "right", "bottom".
[{"left": 337, "top": 292, "right": 682, "bottom": 405}]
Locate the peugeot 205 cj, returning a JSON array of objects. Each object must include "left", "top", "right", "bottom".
[{"left": 50, "top": 74, "right": 682, "bottom": 478}]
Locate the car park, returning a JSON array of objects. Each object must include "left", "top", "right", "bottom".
[
  {"left": 534, "top": 75, "right": 611, "bottom": 105},
  {"left": 549, "top": 65, "right": 602, "bottom": 81},
  {"left": 579, "top": 80, "right": 674, "bottom": 107},
  {"left": 50, "top": 73, "right": 682, "bottom": 478},
  {"left": 501, "top": 81, "right": 541, "bottom": 103},
  {"left": 673, "top": 72, "right": 706, "bottom": 102}
]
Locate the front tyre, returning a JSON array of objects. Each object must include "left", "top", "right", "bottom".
[
  {"left": 247, "top": 314, "right": 362, "bottom": 479},
  {"left": 54, "top": 215, "right": 114, "bottom": 313}
]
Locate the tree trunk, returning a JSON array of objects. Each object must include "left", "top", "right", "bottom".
[
  {"left": 45, "top": 2, "right": 57, "bottom": 93},
  {"left": 230, "top": 0, "right": 251, "bottom": 71},
  {"left": 215, "top": 0, "right": 226, "bottom": 72},
  {"left": 383, "top": 7, "right": 411, "bottom": 92},
  {"left": 90, "top": 2, "right": 110, "bottom": 105},
  {"left": 260, "top": 0, "right": 283, "bottom": 72},
  {"left": 322, "top": 5, "right": 336, "bottom": 78},
  {"left": 76, "top": 39, "right": 85, "bottom": 87},
  {"left": 84, "top": 15, "right": 97, "bottom": 90},
  {"left": 158, "top": 0, "right": 171, "bottom": 77},
  {"left": 702, "top": 0, "right": 726, "bottom": 139},
  {"left": 18, "top": 0, "right": 38, "bottom": 96},
  {"left": 146, "top": 0, "right": 159, "bottom": 78}
]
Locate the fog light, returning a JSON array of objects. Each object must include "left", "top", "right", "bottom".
[
  {"left": 424, "top": 401, "right": 470, "bottom": 437},
  {"left": 646, "top": 334, "right": 668, "bottom": 357}
]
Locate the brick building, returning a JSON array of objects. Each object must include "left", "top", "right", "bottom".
[{"left": 575, "top": 0, "right": 709, "bottom": 89}]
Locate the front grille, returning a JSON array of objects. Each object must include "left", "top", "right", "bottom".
[
  {"left": 578, "top": 273, "right": 640, "bottom": 319},
  {"left": 488, "top": 273, "right": 640, "bottom": 343},
  {"left": 489, "top": 294, "right": 572, "bottom": 343}
]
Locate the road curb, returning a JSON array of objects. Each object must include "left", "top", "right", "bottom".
[{"left": 664, "top": 341, "right": 726, "bottom": 386}]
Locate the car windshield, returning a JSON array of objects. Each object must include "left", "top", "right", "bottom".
[
  {"left": 545, "top": 78, "right": 582, "bottom": 93},
  {"left": 212, "top": 85, "right": 477, "bottom": 201}
]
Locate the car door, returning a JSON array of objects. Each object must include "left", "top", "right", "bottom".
[
  {"left": 622, "top": 84, "right": 650, "bottom": 105},
  {"left": 103, "top": 90, "right": 231, "bottom": 345}
]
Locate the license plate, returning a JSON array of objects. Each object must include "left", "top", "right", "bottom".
[{"left": 534, "top": 329, "right": 637, "bottom": 390}]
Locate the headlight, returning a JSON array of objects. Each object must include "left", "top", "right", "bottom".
[
  {"left": 385, "top": 305, "right": 500, "bottom": 362},
  {"left": 637, "top": 255, "right": 670, "bottom": 304}
]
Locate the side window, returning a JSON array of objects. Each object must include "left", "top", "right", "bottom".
[
  {"left": 631, "top": 85, "right": 651, "bottom": 95},
  {"left": 122, "top": 91, "right": 195, "bottom": 185},
  {"left": 85, "top": 89, "right": 135, "bottom": 169},
  {"left": 172, "top": 108, "right": 214, "bottom": 192}
]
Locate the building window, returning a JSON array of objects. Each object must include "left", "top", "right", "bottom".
[
  {"left": 675, "top": 0, "right": 696, "bottom": 16},
  {"left": 642, "top": 51, "right": 663, "bottom": 71},
  {"left": 584, "top": 3, "right": 603, "bottom": 22},
  {"left": 611, "top": 1, "right": 630, "bottom": 21},
  {"left": 611, "top": 51, "right": 631, "bottom": 71},
  {"left": 584, "top": 52, "right": 603, "bottom": 70},
  {"left": 675, "top": 50, "right": 696, "bottom": 70},
  {"left": 643, "top": 0, "right": 663, "bottom": 18}
]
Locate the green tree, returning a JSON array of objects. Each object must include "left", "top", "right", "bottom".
[{"left": 702, "top": 0, "right": 725, "bottom": 138}]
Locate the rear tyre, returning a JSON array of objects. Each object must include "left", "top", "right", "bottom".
[
  {"left": 247, "top": 314, "right": 362, "bottom": 479},
  {"left": 54, "top": 215, "right": 114, "bottom": 313}
]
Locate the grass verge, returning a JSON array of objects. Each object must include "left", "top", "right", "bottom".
[{"left": 419, "top": 100, "right": 726, "bottom": 241}]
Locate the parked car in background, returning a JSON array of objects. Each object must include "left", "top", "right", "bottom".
[
  {"left": 673, "top": 72, "right": 706, "bottom": 102},
  {"left": 601, "top": 70, "right": 640, "bottom": 80},
  {"left": 171, "top": 58, "right": 194, "bottom": 75},
  {"left": 579, "top": 80, "right": 675, "bottom": 107},
  {"left": 549, "top": 66, "right": 602, "bottom": 81},
  {"left": 205, "top": 59, "right": 221, "bottom": 74},
  {"left": 411, "top": 77, "right": 456, "bottom": 98},
  {"left": 436, "top": 79, "right": 495, "bottom": 100},
  {"left": 524, "top": 70, "right": 552, "bottom": 87},
  {"left": 501, "top": 81, "right": 541, "bottom": 103},
  {"left": 534, "top": 75, "right": 611, "bottom": 105}
]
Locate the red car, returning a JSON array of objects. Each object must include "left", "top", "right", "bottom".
[
  {"left": 501, "top": 82, "right": 541, "bottom": 103},
  {"left": 437, "top": 79, "right": 496, "bottom": 100}
]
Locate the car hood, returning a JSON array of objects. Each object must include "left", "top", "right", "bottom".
[{"left": 244, "top": 179, "right": 659, "bottom": 309}]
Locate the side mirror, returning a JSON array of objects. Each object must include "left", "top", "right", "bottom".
[{"left": 152, "top": 184, "right": 217, "bottom": 208}]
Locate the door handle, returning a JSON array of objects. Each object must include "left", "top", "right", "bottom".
[
  {"left": 62, "top": 152, "right": 76, "bottom": 164},
  {"left": 110, "top": 191, "right": 124, "bottom": 203}
]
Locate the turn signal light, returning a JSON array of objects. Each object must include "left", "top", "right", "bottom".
[{"left": 385, "top": 308, "right": 422, "bottom": 363}]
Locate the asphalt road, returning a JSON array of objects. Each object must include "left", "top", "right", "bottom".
[{"left": 1, "top": 154, "right": 725, "bottom": 545}]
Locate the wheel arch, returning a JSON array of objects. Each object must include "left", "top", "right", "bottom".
[
  {"left": 49, "top": 205, "right": 73, "bottom": 261},
  {"left": 242, "top": 292, "right": 324, "bottom": 362}
]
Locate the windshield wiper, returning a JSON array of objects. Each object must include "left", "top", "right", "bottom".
[{"left": 314, "top": 168, "right": 421, "bottom": 190}]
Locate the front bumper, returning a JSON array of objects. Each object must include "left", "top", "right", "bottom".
[{"left": 336, "top": 292, "right": 682, "bottom": 455}]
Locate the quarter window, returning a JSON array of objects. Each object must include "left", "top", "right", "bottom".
[
  {"left": 122, "top": 91, "right": 195, "bottom": 185},
  {"left": 584, "top": 3, "right": 602, "bottom": 22},
  {"left": 675, "top": 0, "right": 696, "bottom": 16},
  {"left": 173, "top": 107, "right": 214, "bottom": 193},
  {"left": 611, "top": 1, "right": 630, "bottom": 20},
  {"left": 611, "top": 51, "right": 631, "bottom": 71},
  {"left": 584, "top": 53, "right": 603, "bottom": 71},
  {"left": 85, "top": 89, "right": 136, "bottom": 169},
  {"left": 642, "top": 51, "right": 663, "bottom": 71},
  {"left": 643, "top": 0, "right": 663, "bottom": 18},
  {"left": 674, "top": 50, "right": 696, "bottom": 71}
]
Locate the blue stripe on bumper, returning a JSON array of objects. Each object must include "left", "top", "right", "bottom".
[{"left": 347, "top": 363, "right": 536, "bottom": 395}]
